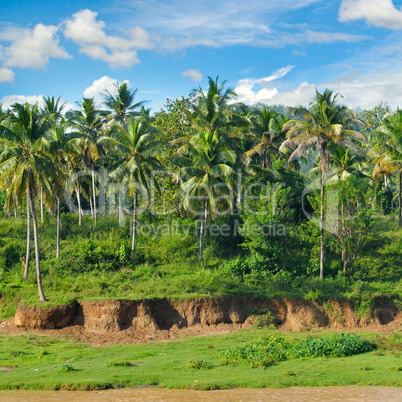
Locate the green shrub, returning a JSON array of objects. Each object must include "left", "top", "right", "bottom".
[
  {"left": 186, "top": 359, "right": 212, "bottom": 370},
  {"left": 61, "top": 363, "right": 76, "bottom": 372},
  {"left": 290, "top": 333, "right": 377, "bottom": 358},
  {"left": 249, "top": 310, "right": 279, "bottom": 328},
  {"left": 220, "top": 336, "right": 289, "bottom": 368}
]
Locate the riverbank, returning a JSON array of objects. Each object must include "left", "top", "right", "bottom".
[
  {"left": 0, "top": 328, "right": 401, "bottom": 390},
  {"left": 2, "top": 296, "right": 399, "bottom": 346},
  {"left": 1, "top": 386, "right": 402, "bottom": 401}
]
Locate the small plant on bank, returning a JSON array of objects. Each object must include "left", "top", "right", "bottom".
[
  {"left": 186, "top": 359, "right": 212, "bottom": 370},
  {"left": 220, "top": 336, "right": 289, "bottom": 368},
  {"left": 107, "top": 360, "right": 136, "bottom": 367},
  {"left": 61, "top": 363, "right": 76, "bottom": 372},
  {"left": 251, "top": 311, "right": 280, "bottom": 328}
]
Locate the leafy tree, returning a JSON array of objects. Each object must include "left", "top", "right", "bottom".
[{"left": 329, "top": 178, "right": 373, "bottom": 276}]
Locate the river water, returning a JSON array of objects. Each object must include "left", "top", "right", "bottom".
[{"left": 0, "top": 386, "right": 401, "bottom": 401}]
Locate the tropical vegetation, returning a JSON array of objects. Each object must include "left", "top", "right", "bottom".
[{"left": 0, "top": 77, "right": 401, "bottom": 305}]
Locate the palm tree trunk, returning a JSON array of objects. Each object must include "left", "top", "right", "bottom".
[
  {"left": 40, "top": 188, "right": 44, "bottom": 224},
  {"left": 28, "top": 186, "right": 47, "bottom": 302},
  {"left": 92, "top": 168, "right": 97, "bottom": 226},
  {"left": 24, "top": 196, "right": 31, "bottom": 279},
  {"left": 199, "top": 199, "right": 207, "bottom": 261},
  {"left": 119, "top": 185, "right": 124, "bottom": 226},
  {"left": 319, "top": 144, "right": 328, "bottom": 281},
  {"left": 399, "top": 170, "right": 402, "bottom": 228},
  {"left": 89, "top": 196, "right": 93, "bottom": 218},
  {"left": 56, "top": 197, "right": 60, "bottom": 258},
  {"left": 131, "top": 192, "right": 138, "bottom": 263},
  {"left": 76, "top": 180, "right": 82, "bottom": 227},
  {"left": 14, "top": 199, "right": 18, "bottom": 219}
]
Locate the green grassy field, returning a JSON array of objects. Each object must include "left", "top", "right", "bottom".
[{"left": 0, "top": 328, "right": 401, "bottom": 390}]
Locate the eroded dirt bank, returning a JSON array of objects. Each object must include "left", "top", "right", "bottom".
[{"left": 3, "top": 297, "right": 402, "bottom": 344}]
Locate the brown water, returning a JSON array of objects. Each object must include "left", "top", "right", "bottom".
[{"left": 0, "top": 386, "right": 401, "bottom": 401}]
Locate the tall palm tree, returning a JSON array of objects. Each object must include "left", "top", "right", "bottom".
[
  {"left": 280, "top": 89, "right": 366, "bottom": 279},
  {"left": 371, "top": 109, "right": 402, "bottom": 227},
  {"left": 176, "top": 130, "right": 236, "bottom": 260},
  {"left": 103, "top": 82, "right": 147, "bottom": 126},
  {"left": 245, "top": 108, "right": 288, "bottom": 169},
  {"left": 103, "top": 83, "right": 148, "bottom": 225},
  {"left": 189, "top": 76, "right": 237, "bottom": 135},
  {"left": 0, "top": 102, "right": 56, "bottom": 301},
  {"left": 47, "top": 119, "right": 78, "bottom": 257},
  {"left": 67, "top": 98, "right": 105, "bottom": 226},
  {"left": 99, "top": 116, "right": 164, "bottom": 263}
]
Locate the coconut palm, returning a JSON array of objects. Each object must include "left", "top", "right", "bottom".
[
  {"left": 280, "top": 89, "right": 366, "bottom": 279},
  {"left": 47, "top": 118, "right": 79, "bottom": 257},
  {"left": 244, "top": 108, "right": 288, "bottom": 169},
  {"left": 103, "top": 82, "right": 147, "bottom": 126},
  {"left": 38, "top": 96, "right": 66, "bottom": 223},
  {"left": 189, "top": 76, "right": 237, "bottom": 135},
  {"left": 0, "top": 102, "right": 56, "bottom": 301},
  {"left": 67, "top": 98, "right": 105, "bottom": 226},
  {"left": 99, "top": 116, "right": 164, "bottom": 263},
  {"left": 176, "top": 130, "right": 236, "bottom": 260},
  {"left": 371, "top": 109, "right": 402, "bottom": 227}
]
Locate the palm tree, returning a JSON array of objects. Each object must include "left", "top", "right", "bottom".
[
  {"left": 67, "top": 98, "right": 105, "bottom": 226},
  {"left": 47, "top": 119, "right": 78, "bottom": 257},
  {"left": 103, "top": 83, "right": 148, "bottom": 225},
  {"left": 39, "top": 97, "right": 65, "bottom": 223},
  {"left": 280, "top": 89, "right": 366, "bottom": 279},
  {"left": 103, "top": 82, "right": 147, "bottom": 126},
  {"left": 0, "top": 102, "right": 56, "bottom": 301},
  {"left": 189, "top": 76, "right": 237, "bottom": 135},
  {"left": 176, "top": 130, "right": 236, "bottom": 260},
  {"left": 371, "top": 109, "right": 402, "bottom": 227},
  {"left": 99, "top": 116, "right": 164, "bottom": 263},
  {"left": 245, "top": 108, "right": 288, "bottom": 169}
]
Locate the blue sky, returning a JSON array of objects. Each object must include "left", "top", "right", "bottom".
[{"left": 1, "top": 0, "right": 402, "bottom": 112}]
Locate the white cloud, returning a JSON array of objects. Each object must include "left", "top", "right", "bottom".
[
  {"left": 257, "top": 30, "right": 369, "bottom": 48},
  {"left": 83, "top": 76, "right": 130, "bottom": 107},
  {"left": 235, "top": 66, "right": 402, "bottom": 109},
  {"left": 182, "top": 69, "right": 203, "bottom": 82},
  {"left": 63, "top": 9, "right": 154, "bottom": 68},
  {"left": 0, "top": 94, "right": 75, "bottom": 113},
  {"left": 0, "top": 94, "right": 44, "bottom": 110},
  {"left": 0, "top": 67, "right": 15, "bottom": 83},
  {"left": 234, "top": 66, "right": 294, "bottom": 104},
  {"left": 339, "top": 0, "right": 402, "bottom": 30},
  {"left": 0, "top": 24, "right": 70, "bottom": 69}
]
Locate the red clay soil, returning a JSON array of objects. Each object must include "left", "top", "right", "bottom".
[{"left": 1, "top": 297, "right": 401, "bottom": 345}]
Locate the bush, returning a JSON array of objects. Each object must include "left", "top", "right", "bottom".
[
  {"left": 220, "top": 336, "right": 289, "bottom": 368},
  {"left": 186, "top": 359, "right": 212, "bottom": 370},
  {"left": 290, "top": 333, "right": 377, "bottom": 358},
  {"left": 3, "top": 243, "right": 23, "bottom": 270}
]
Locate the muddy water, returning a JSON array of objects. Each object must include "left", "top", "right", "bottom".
[{"left": 0, "top": 386, "right": 401, "bottom": 401}]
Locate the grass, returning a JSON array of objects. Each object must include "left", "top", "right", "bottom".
[
  {"left": 0, "top": 213, "right": 401, "bottom": 317},
  {"left": 0, "top": 328, "right": 401, "bottom": 390}
]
